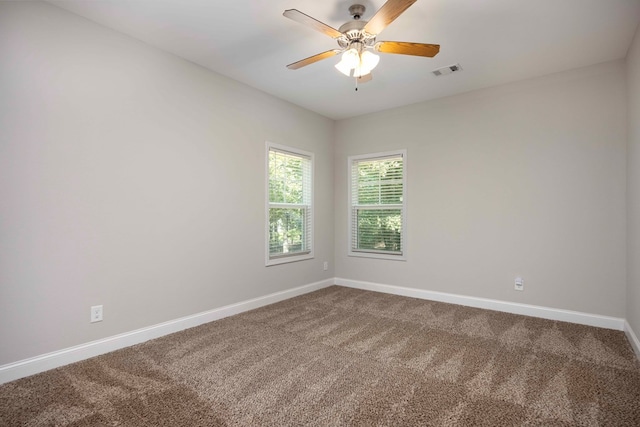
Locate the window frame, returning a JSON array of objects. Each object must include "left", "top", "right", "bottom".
[
  {"left": 265, "top": 141, "right": 314, "bottom": 266},
  {"left": 347, "top": 149, "right": 407, "bottom": 261}
]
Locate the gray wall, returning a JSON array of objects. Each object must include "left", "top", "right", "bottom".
[
  {"left": 334, "top": 61, "right": 627, "bottom": 318},
  {"left": 0, "top": 2, "right": 335, "bottom": 365},
  {"left": 628, "top": 25, "right": 640, "bottom": 336}
]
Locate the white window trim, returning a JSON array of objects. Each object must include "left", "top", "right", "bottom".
[
  {"left": 348, "top": 149, "right": 407, "bottom": 261},
  {"left": 265, "top": 141, "right": 314, "bottom": 266}
]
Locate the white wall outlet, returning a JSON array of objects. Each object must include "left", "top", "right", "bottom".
[
  {"left": 514, "top": 277, "right": 524, "bottom": 291},
  {"left": 323, "top": 261, "right": 328, "bottom": 271},
  {"left": 91, "top": 305, "right": 103, "bottom": 323}
]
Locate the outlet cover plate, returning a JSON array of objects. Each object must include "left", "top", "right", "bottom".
[
  {"left": 91, "top": 305, "right": 103, "bottom": 323},
  {"left": 514, "top": 277, "right": 524, "bottom": 291}
]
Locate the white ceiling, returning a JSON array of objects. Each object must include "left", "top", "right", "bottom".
[{"left": 47, "top": 0, "right": 640, "bottom": 120}]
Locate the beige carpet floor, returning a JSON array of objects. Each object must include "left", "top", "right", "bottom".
[{"left": 1, "top": 286, "right": 639, "bottom": 426}]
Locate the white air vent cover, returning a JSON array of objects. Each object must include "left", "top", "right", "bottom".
[{"left": 432, "top": 63, "right": 462, "bottom": 76}]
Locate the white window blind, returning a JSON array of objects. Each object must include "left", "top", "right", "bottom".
[
  {"left": 266, "top": 143, "right": 313, "bottom": 265},
  {"left": 349, "top": 150, "right": 406, "bottom": 259}
]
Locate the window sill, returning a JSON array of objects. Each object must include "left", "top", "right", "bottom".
[
  {"left": 347, "top": 251, "right": 406, "bottom": 261},
  {"left": 266, "top": 252, "right": 314, "bottom": 266}
]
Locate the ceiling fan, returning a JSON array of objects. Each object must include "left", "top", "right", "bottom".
[{"left": 283, "top": 0, "right": 440, "bottom": 84}]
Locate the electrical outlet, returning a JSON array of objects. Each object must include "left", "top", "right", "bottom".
[
  {"left": 91, "top": 305, "right": 103, "bottom": 323},
  {"left": 323, "top": 261, "right": 328, "bottom": 271},
  {"left": 514, "top": 277, "right": 524, "bottom": 291}
]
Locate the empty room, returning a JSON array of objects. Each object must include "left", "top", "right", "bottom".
[{"left": 1, "top": 0, "right": 640, "bottom": 425}]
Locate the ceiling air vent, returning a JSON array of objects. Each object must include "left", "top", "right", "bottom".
[{"left": 432, "top": 63, "right": 462, "bottom": 76}]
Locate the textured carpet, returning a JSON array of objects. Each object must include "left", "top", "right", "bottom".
[{"left": 1, "top": 286, "right": 639, "bottom": 426}]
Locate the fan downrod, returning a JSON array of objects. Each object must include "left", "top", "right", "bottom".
[{"left": 348, "top": 4, "right": 366, "bottom": 20}]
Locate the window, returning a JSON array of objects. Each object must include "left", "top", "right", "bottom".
[
  {"left": 348, "top": 150, "right": 406, "bottom": 260},
  {"left": 266, "top": 142, "right": 313, "bottom": 265}
]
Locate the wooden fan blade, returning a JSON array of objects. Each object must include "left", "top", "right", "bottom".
[
  {"left": 357, "top": 73, "right": 373, "bottom": 83},
  {"left": 286, "top": 50, "right": 341, "bottom": 70},
  {"left": 283, "top": 9, "right": 343, "bottom": 39},
  {"left": 363, "top": 0, "right": 417, "bottom": 36},
  {"left": 375, "top": 41, "right": 440, "bottom": 57}
]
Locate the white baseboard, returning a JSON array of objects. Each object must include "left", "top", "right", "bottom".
[
  {"left": 335, "top": 278, "right": 625, "bottom": 331},
  {"left": 0, "top": 279, "right": 333, "bottom": 385},
  {"left": 2, "top": 277, "right": 634, "bottom": 385},
  {"left": 625, "top": 321, "right": 640, "bottom": 359}
]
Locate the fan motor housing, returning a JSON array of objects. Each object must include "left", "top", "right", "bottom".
[{"left": 337, "top": 20, "right": 375, "bottom": 48}]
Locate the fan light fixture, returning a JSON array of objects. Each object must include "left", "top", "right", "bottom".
[{"left": 334, "top": 44, "right": 380, "bottom": 78}]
